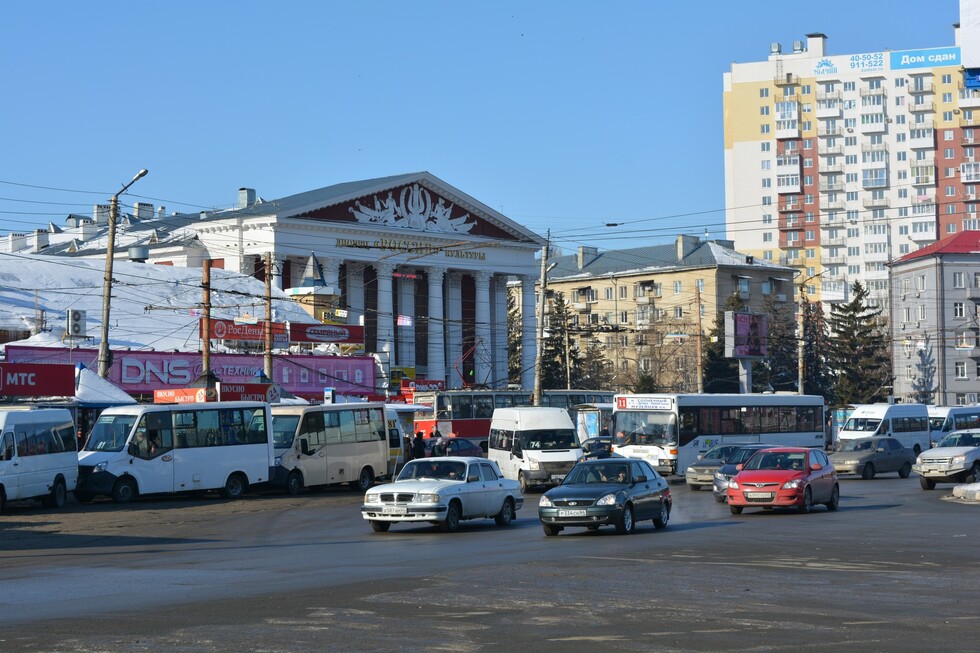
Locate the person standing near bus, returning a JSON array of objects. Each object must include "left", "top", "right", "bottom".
[{"left": 412, "top": 431, "right": 426, "bottom": 460}]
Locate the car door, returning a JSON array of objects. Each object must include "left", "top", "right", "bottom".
[
  {"left": 479, "top": 462, "right": 508, "bottom": 517},
  {"left": 642, "top": 461, "right": 670, "bottom": 517},
  {"left": 809, "top": 450, "right": 833, "bottom": 502},
  {"left": 628, "top": 461, "right": 654, "bottom": 520}
]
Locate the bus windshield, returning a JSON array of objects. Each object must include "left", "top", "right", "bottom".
[
  {"left": 611, "top": 411, "right": 678, "bottom": 447},
  {"left": 272, "top": 415, "right": 300, "bottom": 449},
  {"left": 516, "top": 430, "right": 577, "bottom": 451},
  {"left": 929, "top": 417, "right": 946, "bottom": 431},
  {"left": 84, "top": 414, "right": 138, "bottom": 452},
  {"left": 842, "top": 418, "right": 881, "bottom": 433}
]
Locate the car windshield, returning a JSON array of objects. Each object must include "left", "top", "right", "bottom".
[
  {"left": 271, "top": 415, "right": 299, "bottom": 449},
  {"left": 702, "top": 445, "right": 735, "bottom": 461},
  {"left": 842, "top": 417, "right": 881, "bottom": 433},
  {"left": 397, "top": 460, "right": 467, "bottom": 481},
  {"left": 611, "top": 411, "right": 678, "bottom": 447},
  {"left": 84, "top": 414, "right": 137, "bottom": 452},
  {"left": 744, "top": 451, "right": 807, "bottom": 471},
  {"left": 565, "top": 462, "right": 630, "bottom": 484},
  {"left": 840, "top": 438, "right": 874, "bottom": 452},
  {"left": 728, "top": 447, "right": 765, "bottom": 464},
  {"left": 516, "top": 429, "right": 577, "bottom": 451},
  {"left": 936, "top": 432, "right": 980, "bottom": 448}
]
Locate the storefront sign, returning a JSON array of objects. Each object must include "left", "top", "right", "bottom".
[{"left": 0, "top": 362, "right": 76, "bottom": 397}]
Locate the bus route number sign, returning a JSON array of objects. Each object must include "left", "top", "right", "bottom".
[{"left": 617, "top": 396, "right": 673, "bottom": 410}]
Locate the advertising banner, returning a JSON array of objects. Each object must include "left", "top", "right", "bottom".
[
  {"left": 0, "top": 362, "right": 76, "bottom": 397},
  {"left": 288, "top": 323, "right": 365, "bottom": 344}
]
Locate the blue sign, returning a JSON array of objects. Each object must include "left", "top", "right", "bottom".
[{"left": 890, "top": 47, "right": 960, "bottom": 71}]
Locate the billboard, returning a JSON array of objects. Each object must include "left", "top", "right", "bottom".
[
  {"left": 724, "top": 312, "right": 768, "bottom": 359},
  {"left": 0, "top": 362, "right": 76, "bottom": 398},
  {"left": 288, "top": 323, "right": 365, "bottom": 344}
]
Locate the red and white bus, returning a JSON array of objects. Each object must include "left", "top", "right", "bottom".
[{"left": 412, "top": 389, "right": 614, "bottom": 452}]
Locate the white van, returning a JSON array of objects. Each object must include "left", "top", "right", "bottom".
[
  {"left": 927, "top": 405, "right": 980, "bottom": 446},
  {"left": 488, "top": 407, "right": 582, "bottom": 493},
  {"left": 837, "top": 403, "right": 930, "bottom": 455},
  {"left": 0, "top": 408, "right": 78, "bottom": 513}
]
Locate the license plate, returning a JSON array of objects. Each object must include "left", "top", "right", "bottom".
[
  {"left": 381, "top": 506, "right": 407, "bottom": 515},
  {"left": 551, "top": 474, "right": 566, "bottom": 483},
  {"left": 745, "top": 492, "right": 773, "bottom": 499},
  {"left": 558, "top": 509, "right": 587, "bottom": 517}
]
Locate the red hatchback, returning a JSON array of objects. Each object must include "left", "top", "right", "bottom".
[{"left": 727, "top": 447, "right": 839, "bottom": 515}]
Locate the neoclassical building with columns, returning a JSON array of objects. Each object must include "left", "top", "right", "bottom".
[{"left": 43, "top": 172, "right": 546, "bottom": 392}]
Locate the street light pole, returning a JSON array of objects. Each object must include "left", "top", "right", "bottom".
[{"left": 98, "top": 169, "right": 148, "bottom": 378}]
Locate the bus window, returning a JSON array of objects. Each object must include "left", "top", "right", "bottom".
[
  {"left": 494, "top": 394, "right": 514, "bottom": 409},
  {"left": 452, "top": 395, "right": 473, "bottom": 420},
  {"left": 436, "top": 395, "right": 453, "bottom": 420},
  {"left": 473, "top": 395, "right": 495, "bottom": 419}
]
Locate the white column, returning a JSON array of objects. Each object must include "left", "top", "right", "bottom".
[
  {"left": 375, "top": 262, "right": 395, "bottom": 358},
  {"left": 473, "top": 271, "right": 492, "bottom": 387},
  {"left": 271, "top": 254, "right": 285, "bottom": 290},
  {"left": 347, "top": 263, "right": 365, "bottom": 327},
  {"left": 427, "top": 266, "right": 446, "bottom": 384},
  {"left": 397, "top": 270, "right": 416, "bottom": 369},
  {"left": 322, "top": 257, "right": 340, "bottom": 292},
  {"left": 521, "top": 275, "right": 537, "bottom": 391},
  {"left": 446, "top": 271, "right": 463, "bottom": 389},
  {"left": 491, "top": 275, "right": 509, "bottom": 389}
]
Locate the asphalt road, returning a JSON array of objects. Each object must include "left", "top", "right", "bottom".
[{"left": 1, "top": 474, "right": 978, "bottom": 652}]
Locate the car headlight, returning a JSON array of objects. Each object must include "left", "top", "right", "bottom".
[
  {"left": 596, "top": 493, "right": 617, "bottom": 506},
  {"left": 714, "top": 472, "right": 728, "bottom": 482},
  {"left": 365, "top": 493, "right": 380, "bottom": 503},
  {"left": 527, "top": 457, "right": 540, "bottom": 470},
  {"left": 953, "top": 455, "right": 966, "bottom": 465},
  {"left": 916, "top": 455, "right": 922, "bottom": 464},
  {"left": 538, "top": 495, "right": 553, "bottom": 507},
  {"left": 841, "top": 459, "right": 858, "bottom": 465},
  {"left": 728, "top": 479, "right": 739, "bottom": 489},
  {"left": 416, "top": 493, "right": 440, "bottom": 503},
  {"left": 93, "top": 461, "right": 108, "bottom": 473},
  {"left": 782, "top": 479, "right": 803, "bottom": 490},
  {"left": 686, "top": 467, "right": 696, "bottom": 475},
  {"left": 274, "top": 455, "right": 282, "bottom": 466}
]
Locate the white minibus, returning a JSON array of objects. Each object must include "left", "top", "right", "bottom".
[
  {"left": 0, "top": 408, "right": 78, "bottom": 513},
  {"left": 488, "top": 407, "right": 582, "bottom": 493},
  {"left": 76, "top": 402, "right": 274, "bottom": 503},
  {"left": 272, "top": 402, "right": 389, "bottom": 494},
  {"left": 837, "top": 403, "right": 930, "bottom": 455},
  {"left": 928, "top": 405, "right": 980, "bottom": 446}
]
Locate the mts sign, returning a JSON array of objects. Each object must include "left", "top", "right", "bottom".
[{"left": 0, "top": 363, "right": 76, "bottom": 398}]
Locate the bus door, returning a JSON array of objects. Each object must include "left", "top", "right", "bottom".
[{"left": 131, "top": 412, "right": 176, "bottom": 494}]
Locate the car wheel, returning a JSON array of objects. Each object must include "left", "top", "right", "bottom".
[
  {"left": 285, "top": 471, "right": 303, "bottom": 496},
  {"left": 899, "top": 462, "right": 912, "bottom": 479},
  {"left": 0, "top": 488, "right": 6, "bottom": 514},
  {"left": 42, "top": 478, "right": 67, "bottom": 508},
  {"left": 729, "top": 504, "right": 743, "bottom": 515},
  {"left": 798, "top": 487, "right": 813, "bottom": 514},
  {"left": 370, "top": 520, "right": 391, "bottom": 533},
  {"left": 111, "top": 478, "right": 137, "bottom": 504},
  {"left": 920, "top": 476, "right": 936, "bottom": 490},
  {"left": 350, "top": 467, "right": 374, "bottom": 492},
  {"left": 714, "top": 494, "right": 727, "bottom": 503},
  {"left": 221, "top": 473, "right": 247, "bottom": 499},
  {"left": 688, "top": 484, "right": 701, "bottom": 491},
  {"left": 970, "top": 462, "right": 980, "bottom": 484},
  {"left": 861, "top": 463, "right": 875, "bottom": 480},
  {"left": 440, "top": 501, "right": 461, "bottom": 533},
  {"left": 826, "top": 484, "right": 840, "bottom": 511},
  {"left": 542, "top": 523, "right": 562, "bottom": 537},
  {"left": 913, "top": 444, "right": 922, "bottom": 457},
  {"left": 653, "top": 501, "right": 670, "bottom": 529},
  {"left": 519, "top": 472, "right": 530, "bottom": 494},
  {"left": 494, "top": 498, "right": 515, "bottom": 527},
  {"left": 615, "top": 504, "right": 635, "bottom": 535}
]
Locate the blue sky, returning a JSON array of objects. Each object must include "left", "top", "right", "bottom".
[{"left": 0, "top": 1, "right": 960, "bottom": 254}]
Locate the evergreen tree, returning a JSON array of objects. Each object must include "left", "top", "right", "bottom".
[
  {"left": 757, "top": 294, "right": 798, "bottom": 392},
  {"left": 540, "top": 292, "right": 583, "bottom": 389},
  {"left": 576, "top": 338, "right": 613, "bottom": 390},
  {"left": 801, "top": 298, "right": 834, "bottom": 398},
  {"left": 507, "top": 288, "right": 523, "bottom": 384},
  {"left": 910, "top": 335, "right": 938, "bottom": 405},
  {"left": 702, "top": 293, "right": 746, "bottom": 393},
  {"left": 826, "top": 281, "right": 892, "bottom": 404}
]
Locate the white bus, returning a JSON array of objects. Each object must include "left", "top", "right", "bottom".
[
  {"left": 1, "top": 408, "right": 78, "bottom": 512},
  {"left": 271, "top": 402, "right": 389, "bottom": 495},
  {"left": 928, "top": 405, "right": 980, "bottom": 446},
  {"left": 76, "top": 402, "right": 274, "bottom": 503},
  {"left": 612, "top": 393, "right": 826, "bottom": 476}
]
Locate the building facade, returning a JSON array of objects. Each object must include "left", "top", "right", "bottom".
[
  {"left": 891, "top": 231, "right": 980, "bottom": 405},
  {"left": 724, "top": 26, "right": 979, "bottom": 311}
]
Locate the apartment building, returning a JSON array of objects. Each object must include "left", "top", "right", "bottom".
[
  {"left": 724, "top": 26, "right": 979, "bottom": 311},
  {"left": 536, "top": 235, "right": 794, "bottom": 392},
  {"left": 891, "top": 230, "right": 980, "bottom": 405}
]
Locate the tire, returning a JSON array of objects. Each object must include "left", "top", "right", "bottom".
[
  {"left": 715, "top": 494, "right": 727, "bottom": 504},
  {"left": 970, "top": 462, "right": 980, "bottom": 484},
  {"left": 826, "top": 484, "right": 840, "bottom": 511},
  {"left": 494, "top": 498, "right": 515, "bottom": 527},
  {"left": 285, "top": 471, "right": 303, "bottom": 496},
  {"left": 220, "top": 473, "right": 247, "bottom": 500},
  {"left": 370, "top": 520, "right": 391, "bottom": 533},
  {"left": 0, "top": 488, "right": 6, "bottom": 515},
  {"left": 615, "top": 504, "right": 635, "bottom": 535},
  {"left": 519, "top": 472, "right": 530, "bottom": 495},
  {"left": 688, "top": 484, "right": 701, "bottom": 491},
  {"left": 899, "top": 462, "right": 912, "bottom": 479},
  {"left": 861, "top": 463, "right": 875, "bottom": 480},
  {"left": 920, "top": 476, "right": 936, "bottom": 490},
  {"left": 440, "top": 501, "right": 461, "bottom": 533},
  {"left": 543, "top": 523, "right": 562, "bottom": 537},
  {"left": 729, "top": 504, "right": 743, "bottom": 515},
  {"left": 913, "top": 444, "right": 922, "bottom": 457},
  {"left": 111, "top": 478, "right": 137, "bottom": 504},
  {"left": 350, "top": 467, "right": 374, "bottom": 493},
  {"left": 49, "top": 478, "right": 67, "bottom": 509},
  {"left": 653, "top": 501, "right": 670, "bottom": 529},
  {"left": 797, "top": 487, "right": 813, "bottom": 514}
]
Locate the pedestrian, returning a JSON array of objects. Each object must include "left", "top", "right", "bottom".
[
  {"left": 403, "top": 435, "right": 414, "bottom": 462},
  {"left": 412, "top": 431, "right": 426, "bottom": 459}
]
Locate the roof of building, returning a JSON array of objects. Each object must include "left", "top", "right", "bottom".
[{"left": 895, "top": 230, "right": 980, "bottom": 264}]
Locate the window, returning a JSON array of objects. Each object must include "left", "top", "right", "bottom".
[
  {"left": 760, "top": 105, "right": 770, "bottom": 116},
  {"left": 760, "top": 88, "right": 769, "bottom": 98},
  {"left": 620, "top": 285, "right": 628, "bottom": 299},
  {"left": 953, "top": 272, "right": 966, "bottom": 288},
  {"left": 761, "top": 124, "right": 770, "bottom": 134},
  {"left": 605, "top": 287, "right": 613, "bottom": 300},
  {"left": 956, "top": 361, "right": 968, "bottom": 379},
  {"left": 955, "top": 302, "right": 965, "bottom": 318},
  {"left": 761, "top": 142, "right": 771, "bottom": 152},
  {"left": 674, "top": 306, "right": 684, "bottom": 318},
  {"left": 673, "top": 280, "right": 682, "bottom": 294}
]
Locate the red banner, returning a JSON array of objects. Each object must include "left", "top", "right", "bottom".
[
  {"left": 154, "top": 388, "right": 210, "bottom": 404},
  {"left": 201, "top": 318, "right": 287, "bottom": 342},
  {"left": 0, "top": 363, "right": 77, "bottom": 397},
  {"left": 288, "top": 323, "right": 365, "bottom": 344},
  {"left": 217, "top": 383, "right": 280, "bottom": 402}
]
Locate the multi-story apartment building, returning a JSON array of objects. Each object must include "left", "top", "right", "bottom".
[
  {"left": 536, "top": 235, "right": 794, "bottom": 392},
  {"left": 891, "top": 230, "right": 980, "bottom": 405},
  {"left": 724, "top": 26, "right": 979, "bottom": 312}
]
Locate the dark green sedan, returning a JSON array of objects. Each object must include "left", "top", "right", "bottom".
[{"left": 537, "top": 458, "right": 672, "bottom": 536}]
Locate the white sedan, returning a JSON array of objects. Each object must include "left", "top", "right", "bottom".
[{"left": 361, "top": 457, "right": 524, "bottom": 533}]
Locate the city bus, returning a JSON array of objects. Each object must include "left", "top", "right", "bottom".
[
  {"left": 928, "top": 405, "right": 980, "bottom": 446},
  {"left": 611, "top": 393, "right": 826, "bottom": 476},
  {"left": 76, "top": 401, "right": 274, "bottom": 503},
  {"left": 412, "top": 389, "right": 614, "bottom": 452},
  {"left": 271, "top": 402, "right": 390, "bottom": 494}
]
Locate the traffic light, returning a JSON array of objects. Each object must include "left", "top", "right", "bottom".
[{"left": 66, "top": 309, "right": 87, "bottom": 337}]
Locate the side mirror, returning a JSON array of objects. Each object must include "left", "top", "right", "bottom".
[
  {"left": 736, "top": 463, "right": 744, "bottom": 471},
  {"left": 127, "top": 442, "right": 139, "bottom": 457},
  {"left": 877, "top": 447, "right": 886, "bottom": 453},
  {"left": 635, "top": 475, "right": 647, "bottom": 483},
  {"left": 467, "top": 475, "right": 480, "bottom": 483},
  {"left": 810, "top": 462, "right": 823, "bottom": 471}
]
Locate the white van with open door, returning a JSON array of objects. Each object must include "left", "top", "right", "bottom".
[
  {"left": 488, "top": 407, "right": 582, "bottom": 493},
  {"left": 837, "top": 403, "right": 930, "bottom": 455},
  {"left": 0, "top": 408, "right": 78, "bottom": 513}
]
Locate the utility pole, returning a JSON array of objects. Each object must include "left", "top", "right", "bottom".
[
  {"left": 202, "top": 260, "right": 212, "bottom": 376},
  {"left": 98, "top": 169, "right": 148, "bottom": 378},
  {"left": 695, "top": 284, "right": 704, "bottom": 393},
  {"left": 564, "top": 314, "right": 572, "bottom": 390},
  {"left": 533, "top": 231, "right": 550, "bottom": 406},
  {"left": 264, "top": 252, "right": 274, "bottom": 379},
  {"left": 798, "top": 280, "right": 806, "bottom": 395}
]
